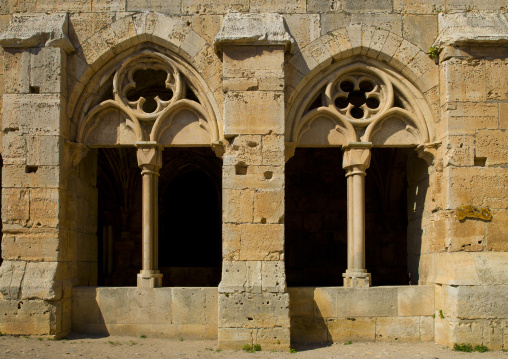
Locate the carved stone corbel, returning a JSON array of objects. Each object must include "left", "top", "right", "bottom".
[
  {"left": 211, "top": 140, "right": 225, "bottom": 159},
  {"left": 0, "top": 13, "right": 75, "bottom": 54},
  {"left": 416, "top": 142, "right": 441, "bottom": 166},
  {"left": 285, "top": 142, "right": 297, "bottom": 163},
  {"left": 65, "top": 141, "right": 90, "bottom": 167}
]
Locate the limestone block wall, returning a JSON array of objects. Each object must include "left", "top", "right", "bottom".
[
  {"left": 72, "top": 287, "right": 218, "bottom": 339},
  {"left": 216, "top": 14, "right": 291, "bottom": 350},
  {"left": 0, "top": 42, "right": 73, "bottom": 336},
  {"left": 0, "top": 0, "right": 505, "bottom": 350},
  {"left": 418, "top": 35, "right": 508, "bottom": 349},
  {"left": 289, "top": 286, "right": 435, "bottom": 343}
]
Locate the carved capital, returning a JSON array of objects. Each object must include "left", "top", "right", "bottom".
[
  {"left": 416, "top": 142, "right": 441, "bottom": 166},
  {"left": 342, "top": 143, "right": 372, "bottom": 174},
  {"left": 135, "top": 141, "right": 163, "bottom": 172},
  {"left": 285, "top": 142, "right": 297, "bottom": 163},
  {"left": 65, "top": 141, "right": 89, "bottom": 167}
]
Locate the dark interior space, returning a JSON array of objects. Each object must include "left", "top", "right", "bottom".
[
  {"left": 285, "top": 148, "right": 348, "bottom": 286},
  {"left": 158, "top": 148, "right": 222, "bottom": 286},
  {"left": 366, "top": 148, "right": 411, "bottom": 286},
  {"left": 97, "top": 147, "right": 142, "bottom": 286},
  {"left": 285, "top": 147, "right": 411, "bottom": 287},
  {"left": 96, "top": 147, "right": 222, "bottom": 287}
]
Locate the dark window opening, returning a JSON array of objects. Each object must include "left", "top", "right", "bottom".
[
  {"left": 158, "top": 148, "right": 222, "bottom": 287},
  {"left": 285, "top": 148, "right": 347, "bottom": 286},
  {"left": 96, "top": 147, "right": 222, "bottom": 287},
  {"left": 366, "top": 148, "right": 411, "bottom": 286},
  {"left": 97, "top": 148, "right": 142, "bottom": 286},
  {"left": 285, "top": 147, "right": 413, "bottom": 287}
]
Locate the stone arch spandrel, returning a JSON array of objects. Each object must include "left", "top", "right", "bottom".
[
  {"left": 285, "top": 24, "right": 439, "bottom": 141},
  {"left": 68, "top": 12, "right": 223, "bottom": 145}
]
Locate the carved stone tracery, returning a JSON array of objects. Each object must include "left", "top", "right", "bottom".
[
  {"left": 328, "top": 72, "right": 388, "bottom": 124},
  {"left": 76, "top": 48, "right": 219, "bottom": 147},
  {"left": 117, "top": 55, "right": 182, "bottom": 121},
  {"left": 290, "top": 61, "right": 433, "bottom": 147}
]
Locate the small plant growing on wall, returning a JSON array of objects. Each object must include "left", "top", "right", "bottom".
[
  {"left": 242, "top": 343, "right": 261, "bottom": 353},
  {"left": 454, "top": 343, "right": 473, "bottom": 352},
  {"left": 427, "top": 46, "right": 440, "bottom": 59}
]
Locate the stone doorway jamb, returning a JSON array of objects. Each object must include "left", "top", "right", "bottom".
[
  {"left": 136, "top": 141, "right": 164, "bottom": 288},
  {"left": 342, "top": 142, "right": 372, "bottom": 287}
]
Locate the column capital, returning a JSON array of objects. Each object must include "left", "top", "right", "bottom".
[
  {"left": 135, "top": 142, "right": 163, "bottom": 170},
  {"left": 342, "top": 142, "right": 372, "bottom": 173}
]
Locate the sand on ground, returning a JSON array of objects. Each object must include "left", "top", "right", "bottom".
[{"left": 0, "top": 334, "right": 507, "bottom": 359}]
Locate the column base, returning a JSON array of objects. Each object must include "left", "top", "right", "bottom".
[
  {"left": 137, "top": 271, "right": 163, "bottom": 288},
  {"left": 343, "top": 269, "right": 371, "bottom": 288}
]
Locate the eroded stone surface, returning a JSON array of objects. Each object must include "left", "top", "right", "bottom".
[{"left": 0, "top": 5, "right": 506, "bottom": 351}]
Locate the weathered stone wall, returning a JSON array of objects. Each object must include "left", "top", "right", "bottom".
[
  {"left": 418, "top": 43, "right": 508, "bottom": 350},
  {"left": 290, "top": 286, "right": 434, "bottom": 343},
  {"left": 72, "top": 287, "right": 218, "bottom": 338},
  {"left": 0, "top": 42, "right": 72, "bottom": 335},
  {"left": 0, "top": 0, "right": 505, "bottom": 351}
]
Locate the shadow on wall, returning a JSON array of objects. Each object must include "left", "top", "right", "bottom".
[
  {"left": 0, "top": 156, "right": 2, "bottom": 267},
  {"left": 289, "top": 288, "right": 332, "bottom": 349}
]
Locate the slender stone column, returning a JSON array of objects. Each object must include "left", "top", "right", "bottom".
[
  {"left": 342, "top": 143, "right": 372, "bottom": 288},
  {"left": 136, "top": 141, "right": 163, "bottom": 288}
]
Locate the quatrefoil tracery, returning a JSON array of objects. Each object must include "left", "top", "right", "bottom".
[{"left": 333, "top": 76, "right": 381, "bottom": 119}]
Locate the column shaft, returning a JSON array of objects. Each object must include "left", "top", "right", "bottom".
[
  {"left": 136, "top": 142, "right": 163, "bottom": 288},
  {"left": 352, "top": 171, "right": 366, "bottom": 270},
  {"left": 342, "top": 144, "right": 372, "bottom": 287},
  {"left": 142, "top": 172, "right": 154, "bottom": 272},
  {"left": 347, "top": 174, "right": 354, "bottom": 269}
]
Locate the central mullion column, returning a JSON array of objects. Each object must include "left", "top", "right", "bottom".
[
  {"left": 342, "top": 143, "right": 372, "bottom": 287},
  {"left": 136, "top": 141, "right": 163, "bottom": 288},
  {"left": 215, "top": 13, "right": 293, "bottom": 351}
]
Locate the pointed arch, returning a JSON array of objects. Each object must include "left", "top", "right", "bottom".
[
  {"left": 286, "top": 57, "right": 436, "bottom": 148},
  {"left": 69, "top": 12, "right": 222, "bottom": 146},
  {"left": 285, "top": 24, "right": 438, "bottom": 148}
]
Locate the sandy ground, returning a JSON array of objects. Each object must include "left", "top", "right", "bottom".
[{"left": 0, "top": 334, "right": 506, "bottom": 359}]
